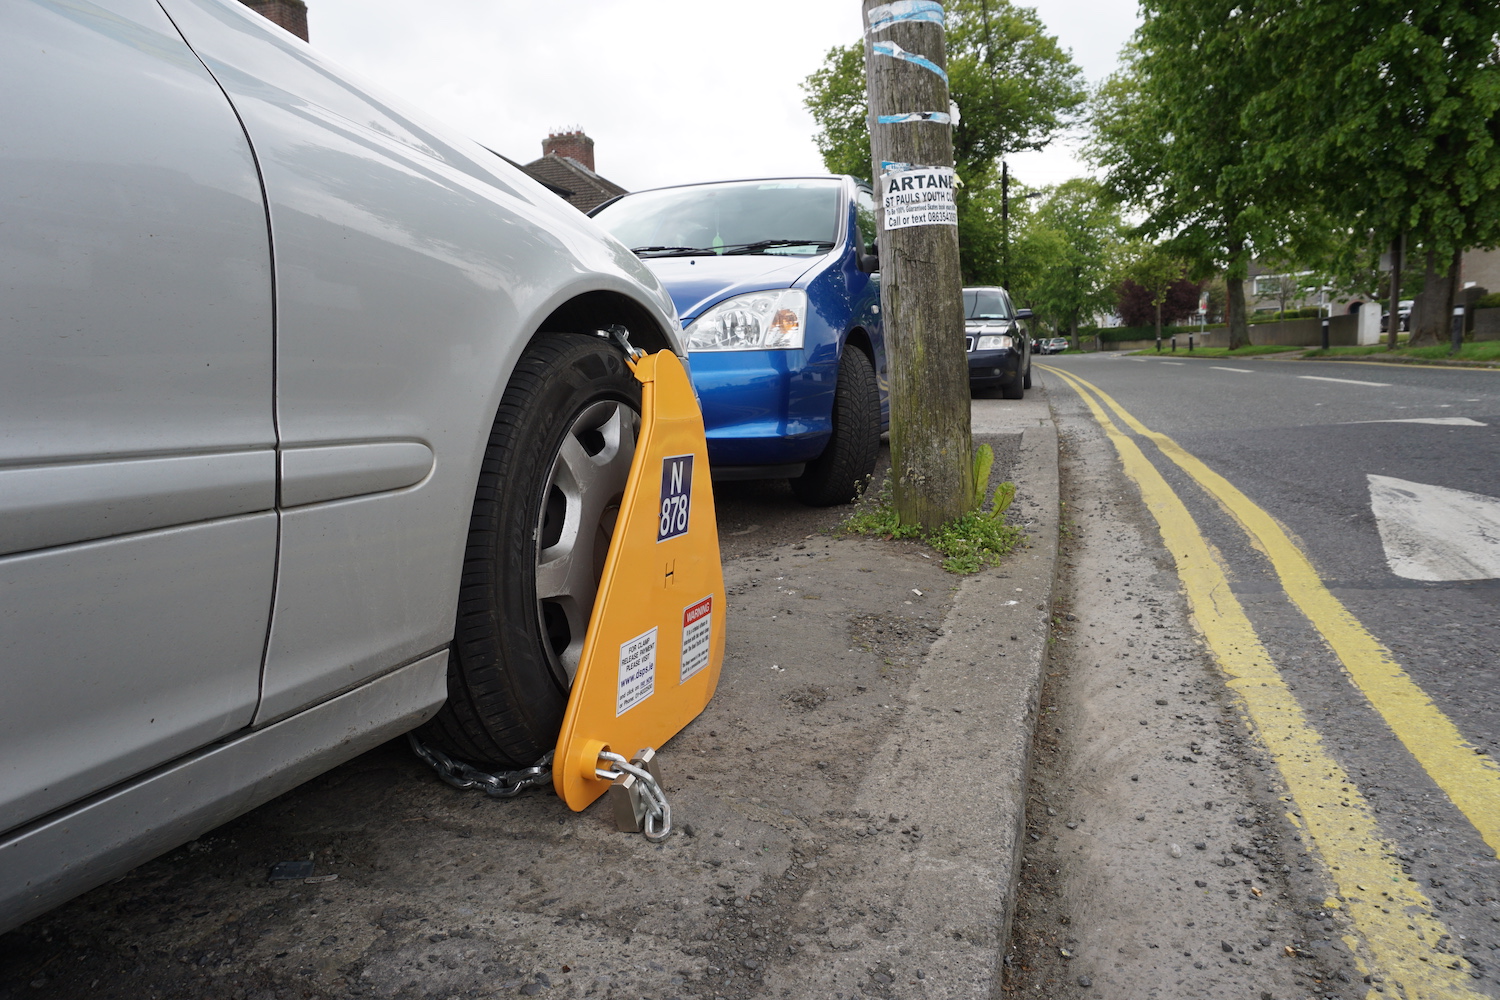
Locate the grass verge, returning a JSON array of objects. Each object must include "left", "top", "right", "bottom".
[
  {"left": 1125, "top": 345, "right": 1306, "bottom": 358},
  {"left": 841, "top": 445, "right": 1022, "bottom": 574},
  {"left": 1302, "top": 342, "right": 1500, "bottom": 363}
]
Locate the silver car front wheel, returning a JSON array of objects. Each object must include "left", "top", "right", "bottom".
[{"left": 419, "top": 333, "right": 642, "bottom": 770}]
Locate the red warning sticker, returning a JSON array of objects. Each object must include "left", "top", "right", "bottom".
[{"left": 680, "top": 596, "right": 713, "bottom": 683}]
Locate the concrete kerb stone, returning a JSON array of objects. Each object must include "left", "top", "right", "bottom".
[{"left": 829, "top": 408, "right": 1060, "bottom": 993}]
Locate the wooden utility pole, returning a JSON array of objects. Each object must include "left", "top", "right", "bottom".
[{"left": 863, "top": 0, "right": 972, "bottom": 530}]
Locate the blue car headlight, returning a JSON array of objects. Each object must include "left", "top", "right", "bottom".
[
  {"left": 976, "top": 334, "right": 1013, "bottom": 350},
  {"left": 684, "top": 289, "right": 807, "bottom": 351}
]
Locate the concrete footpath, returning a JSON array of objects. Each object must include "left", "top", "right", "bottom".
[
  {"left": 0, "top": 389, "right": 1060, "bottom": 1000},
  {"left": 681, "top": 389, "right": 1059, "bottom": 1000}
]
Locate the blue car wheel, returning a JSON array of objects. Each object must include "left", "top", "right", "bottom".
[{"left": 790, "top": 346, "right": 881, "bottom": 505}]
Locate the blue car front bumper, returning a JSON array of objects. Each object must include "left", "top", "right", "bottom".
[{"left": 687, "top": 349, "right": 835, "bottom": 471}]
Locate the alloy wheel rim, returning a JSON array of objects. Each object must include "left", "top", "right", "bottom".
[{"left": 534, "top": 397, "right": 640, "bottom": 688}]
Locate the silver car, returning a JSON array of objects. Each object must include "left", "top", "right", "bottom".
[{"left": 1, "top": 0, "right": 684, "bottom": 931}]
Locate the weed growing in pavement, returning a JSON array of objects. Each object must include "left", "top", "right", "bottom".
[{"left": 841, "top": 445, "right": 1022, "bottom": 573}]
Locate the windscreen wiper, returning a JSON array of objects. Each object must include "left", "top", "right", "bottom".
[
  {"left": 720, "top": 239, "right": 836, "bottom": 254},
  {"left": 629, "top": 245, "right": 717, "bottom": 256}
]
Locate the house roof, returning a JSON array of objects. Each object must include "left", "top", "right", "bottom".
[
  {"left": 479, "top": 146, "right": 575, "bottom": 201},
  {"left": 522, "top": 154, "right": 627, "bottom": 213}
]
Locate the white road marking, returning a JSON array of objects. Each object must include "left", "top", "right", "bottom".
[
  {"left": 1211, "top": 366, "right": 1254, "bottom": 373},
  {"left": 1161, "top": 361, "right": 1185, "bottom": 366},
  {"left": 1299, "top": 375, "right": 1391, "bottom": 387},
  {"left": 1368, "top": 475, "right": 1500, "bottom": 581},
  {"left": 1346, "top": 417, "right": 1488, "bottom": 427}
]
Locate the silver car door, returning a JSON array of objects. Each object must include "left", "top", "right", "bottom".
[
  {"left": 0, "top": 0, "right": 276, "bottom": 832},
  {"left": 157, "top": 0, "right": 605, "bottom": 723}
]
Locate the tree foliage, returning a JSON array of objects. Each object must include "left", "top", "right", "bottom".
[
  {"left": 1018, "top": 179, "right": 1123, "bottom": 341},
  {"left": 1117, "top": 242, "right": 1194, "bottom": 337},
  {"left": 1116, "top": 277, "right": 1201, "bottom": 328},
  {"left": 1248, "top": 2, "right": 1500, "bottom": 259},
  {"left": 1095, "top": 0, "right": 1500, "bottom": 347},
  {"left": 1089, "top": 5, "right": 1320, "bottom": 348},
  {"left": 802, "top": 43, "right": 871, "bottom": 181},
  {"left": 1246, "top": 1, "right": 1500, "bottom": 343}
]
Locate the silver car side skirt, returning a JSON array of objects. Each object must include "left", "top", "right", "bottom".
[{"left": 0, "top": 647, "right": 448, "bottom": 935}]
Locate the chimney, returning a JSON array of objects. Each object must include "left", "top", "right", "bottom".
[
  {"left": 239, "top": 0, "right": 310, "bottom": 41},
  {"left": 542, "top": 130, "right": 595, "bottom": 173}
]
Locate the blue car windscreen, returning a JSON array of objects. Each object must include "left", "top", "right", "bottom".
[{"left": 594, "top": 180, "right": 840, "bottom": 257}]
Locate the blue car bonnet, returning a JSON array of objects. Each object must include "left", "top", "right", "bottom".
[{"left": 643, "top": 254, "right": 826, "bottom": 323}]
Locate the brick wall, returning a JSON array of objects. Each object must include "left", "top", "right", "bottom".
[{"left": 239, "top": 0, "right": 309, "bottom": 41}]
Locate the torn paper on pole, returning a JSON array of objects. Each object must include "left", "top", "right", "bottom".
[
  {"left": 870, "top": 40, "right": 948, "bottom": 83},
  {"left": 877, "top": 111, "right": 951, "bottom": 124},
  {"left": 866, "top": 1, "right": 945, "bottom": 32},
  {"left": 880, "top": 165, "right": 958, "bottom": 229}
]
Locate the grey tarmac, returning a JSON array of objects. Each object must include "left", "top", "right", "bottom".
[
  {"left": 1006, "top": 355, "right": 1500, "bottom": 1000},
  {"left": 0, "top": 396, "right": 1060, "bottom": 1000}
]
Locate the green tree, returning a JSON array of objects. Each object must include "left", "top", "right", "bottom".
[
  {"left": 1024, "top": 179, "right": 1123, "bottom": 346},
  {"left": 802, "top": 43, "right": 871, "bottom": 180},
  {"left": 1119, "top": 241, "right": 1188, "bottom": 345},
  {"left": 995, "top": 183, "right": 1063, "bottom": 306},
  {"left": 801, "top": 0, "right": 1085, "bottom": 279},
  {"left": 1088, "top": 6, "right": 1314, "bottom": 350},
  {"left": 1242, "top": 1, "right": 1500, "bottom": 345}
]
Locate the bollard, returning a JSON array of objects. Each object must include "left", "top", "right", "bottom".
[
  {"left": 1451, "top": 305, "right": 1465, "bottom": 355},
  {"left": 1188, "top": 334, "right": 1194, "bottom": 352},
  {"left": 1171, "top": 337, "right": 1176, "bottom": 352},
  {"left": 1156, "top": 336, "right": 1162, "bottom": 353},
  {"left": 1321, "top": 317, "right": 1330, "bottom": 351}
]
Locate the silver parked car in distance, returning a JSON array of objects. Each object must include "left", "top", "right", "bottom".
[{"left": 1, "top": 0, "right": 686, "bottom": 932}]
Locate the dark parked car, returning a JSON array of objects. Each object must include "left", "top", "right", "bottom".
[{"left": 963, "top": 286, "right": 1031, "bottom": 399}]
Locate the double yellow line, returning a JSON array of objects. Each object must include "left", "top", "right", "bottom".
[{"left": 1041, "top": 364, "right": 1498, "bottom": 999}]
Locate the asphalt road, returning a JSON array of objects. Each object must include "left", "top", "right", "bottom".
[{"left": 1037, "top": 353, "right": 1500, "bottom": 993}]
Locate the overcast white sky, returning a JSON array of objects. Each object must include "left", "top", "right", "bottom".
[{"left": 303, "top": 0, "right": 1140, "bottom": 193}]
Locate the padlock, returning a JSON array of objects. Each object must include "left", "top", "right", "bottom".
[{"left": 605, "top": 749, "right": 663, "bottom": 833}]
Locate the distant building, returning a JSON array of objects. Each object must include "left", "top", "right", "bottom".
[
  {"left": 238, "top": 0, "right": 308, "bottom": 41},
  {"left": 520, "top": 131, "right": 628, "bottom": 214}
]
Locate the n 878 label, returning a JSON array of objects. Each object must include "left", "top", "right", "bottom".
[{"left": 657, "top": 454, "right": 693, "bottom": 542}]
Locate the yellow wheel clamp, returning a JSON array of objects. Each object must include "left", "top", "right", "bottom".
[{"left": 552, "top": 348, "right": 726, "bottom": 839}]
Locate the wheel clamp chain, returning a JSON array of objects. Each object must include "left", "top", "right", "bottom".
[{"left": 412, "top": 332, "right": 725, "bottom": 841}]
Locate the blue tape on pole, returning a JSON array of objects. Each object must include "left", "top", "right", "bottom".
[
  {"left": 877, "top": 111, "right": 951, "bottom": 124},
  {"left": 871, "top": 40, "right": 948, "bottom": 83},
  {"left": 867, "top": 1, "right": 944, "bottom": 32}
]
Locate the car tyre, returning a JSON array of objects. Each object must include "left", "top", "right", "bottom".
[
  {"left": 419, "top": 333, "right": 641, "bottom": 769},
  {"left": 1001, "top": 367, "right": 1025, "bottom": 399},
  {"left": 1022, "top": 365, "right": 1032, "bottom": 390},
  {"left": 791, "top": 345, "right": 880, "bottom": 506}
]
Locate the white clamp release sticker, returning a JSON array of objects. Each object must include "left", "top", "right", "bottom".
[{"left": 616, "top": 627, "right": 658, "bottom": 716}]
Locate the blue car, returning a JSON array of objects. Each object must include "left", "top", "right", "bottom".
[{"left": 591, "top": 177, "right": 886, "bottom": 505}]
